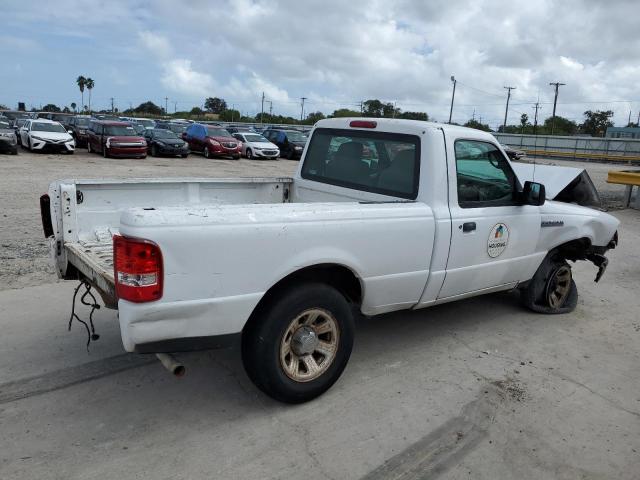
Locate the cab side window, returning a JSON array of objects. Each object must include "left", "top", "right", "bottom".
[{"left": 454, "top": 140, "right": 519, "bottom": 208}]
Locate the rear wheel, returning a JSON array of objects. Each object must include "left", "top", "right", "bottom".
[
  {"left": 242, "top": 283, "right": 355, "bottom": 403},
  {"left": 521, "top": 254, "right": 578, "bottom": 314},
  {"left": 203, "top": 146, "right": 210, "bottom": 158}
]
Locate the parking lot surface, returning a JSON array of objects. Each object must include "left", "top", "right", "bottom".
[{"left": 0, "top": 150, "right": 639, "bottom": 479}]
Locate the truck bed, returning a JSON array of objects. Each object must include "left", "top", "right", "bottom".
[{"left": 48, "top": 177, "right": 293, "bottom": 306}]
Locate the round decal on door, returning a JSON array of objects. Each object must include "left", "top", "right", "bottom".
[{"left": 488, "top": 223, "right": 509, "bottom": 258}]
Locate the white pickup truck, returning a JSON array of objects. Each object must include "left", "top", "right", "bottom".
[{"left": 42, "top": 118, "right": 619, "bottom": 403}]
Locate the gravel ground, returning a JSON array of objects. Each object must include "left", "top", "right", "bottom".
[
  {"left": 0, "top": 148, "right": 636, "bottom": 291},
  {"left": 0, "top": 148, "right": 298, "bottom": 291}
]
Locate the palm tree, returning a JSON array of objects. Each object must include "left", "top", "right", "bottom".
[
  {"left": 85, "top": 78, "right": 95, "bottom": 113},
  {"left": 76, "top": 76, "right": 86, "bottom": 110},
  {"left": 70, "top": 102, "right": 77, "bottom": 113}
]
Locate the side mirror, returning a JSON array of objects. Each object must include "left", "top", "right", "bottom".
[
  {"left": 522, "top": 181, "right": 545, "bottom": 206},
  {"left": 67, "top": 130, "right": 73, "bottom": 135}
]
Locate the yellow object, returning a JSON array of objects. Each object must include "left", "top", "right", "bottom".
[{"left": 606, "top": 170, "right": 640, "bottom": 186}]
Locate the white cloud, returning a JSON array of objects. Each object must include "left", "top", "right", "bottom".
[
  {"left": 138, "top": 31, "right": 173, "bottom": 60},
  {"left": 560, "top": 56, "right": 585, "bottom": 71},
  {"left": 160, "top": 59, "right": 214, "bottom": 97}
]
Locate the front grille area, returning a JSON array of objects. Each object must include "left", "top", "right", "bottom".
[{"left": 222, "top": 142, "right": 237, "bottom": 148}]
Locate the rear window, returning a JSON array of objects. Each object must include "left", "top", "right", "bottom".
[{"left": 301, "top": 128, "right": 420, "bottom": 199}]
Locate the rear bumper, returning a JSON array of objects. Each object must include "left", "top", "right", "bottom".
[{"left": 118, "top": 292, "right": 262, "bottom": 352}]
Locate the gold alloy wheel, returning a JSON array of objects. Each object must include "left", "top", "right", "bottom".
[
  {"left": 546, "top": 265, "right": 572, "bottom": 308},
  {"left": 279, "top": 308, "right": 339, "bottom": 382}
]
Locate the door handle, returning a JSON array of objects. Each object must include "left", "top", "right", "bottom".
[{"left": 462, "top": 222, "right": 476, "bottom": 233}]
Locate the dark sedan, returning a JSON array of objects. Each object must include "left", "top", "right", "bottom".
[{"left": 144, "top": 129, "right": 190, "bottom": 157}]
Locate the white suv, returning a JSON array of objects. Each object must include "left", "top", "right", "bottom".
[
  {"left": 20, "top": 119, "right": 75, "bottom": 154},
  {"left": 232, "top": 132, "right": 280, "bottom": 159}
]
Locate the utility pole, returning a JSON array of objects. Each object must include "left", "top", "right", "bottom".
[
  {"left": 532, "top": 102, "right": 541, "bottom": 135},
  {"left": 448, "top": 76, "right": 457, "bottom": 124},
  {"left": 637, "top": 110, "right": 640, "bottom": 125},
  {"left": 260, "top": 92, "right": 265, "bottom": 124},
  {"left": 173, "top": 101, "right": 177, "bottom": 113},
  {"left": 266, "top": 100, "right": 273, "bottom": 119},
  {"left": 165, "top": 97, "right": 168, "bottom": 116},
  {"left": 472, "top": 108, "right": 476, "bottom": 121},
  {"left": 503, "top": 86, "right": 516, "bottom": 132},
  {"left": 110, "top": 97, "right": 114, "bottom": 113},
  {"left": 549, "top": 82, "right": 566, "bottom": 135},
  {"left": 231, "top": 104, "right": 235, "bottom": 122},
  {"left": 359, "top": 101, "right": 364, "bottom": 114},
  {"left": 628, "top": 110, "right": 632, "bottom": 126},
  {"left": 300, "top": 97, "right": 307, "bottom": 122}
]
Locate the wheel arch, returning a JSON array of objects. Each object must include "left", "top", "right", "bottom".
[
  {"left": 549, "top": 236, "right": 592, "bottom": 261},
  {"left": 243, "top": 263, "right": 363, "bottom": 333}
]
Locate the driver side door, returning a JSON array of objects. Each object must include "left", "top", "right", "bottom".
[{"left": 439, "top": 139, "right": 542, "bottom": 300}]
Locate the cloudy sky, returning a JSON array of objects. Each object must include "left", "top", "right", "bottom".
[{"left": 1, "top": 0, "right": 639, "bottom": 128}]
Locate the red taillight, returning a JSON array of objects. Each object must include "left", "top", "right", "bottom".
[
  {"left": 349, "top": 120, "right": 377, "bottom": 129},
  {"left": 113, "top": 235, "right": 163, "bottom": 303}
]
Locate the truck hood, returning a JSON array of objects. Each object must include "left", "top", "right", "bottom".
[{"left": 512, "top": 163, "right": 602, "bottom": 209}]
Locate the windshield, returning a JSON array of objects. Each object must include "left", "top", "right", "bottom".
[
  {"left": 75, "top": 118, "right": 90, "bottom": 127},
  {"left": 137, "top": 119, "right": 155, "bottom": 127},
  {"left": 2, "top": 112, "right": 30, "bottom": 120},
  {"left": 286, "top": 131, "right": 307, "bottom": 142},
  {"left": 168, "top": 124, "right": 187, "bottom": 134},
  {"left": 207, "top": 127, "right": 231, "bottom": 137},
  {"left": 245, "top": 134, "right": 269, "bottom": 143},
  {"left": 105, "top": 125, "right": 137, "bottom": 136},
  {"left": 0, "top": 121, "right": 10, "bottom": 129},
  {"left": 31, "top": 122, "right": 66, "bottom": 133},
  {"left": 153, "top": 129, "right": 178, "bottom": 139}
]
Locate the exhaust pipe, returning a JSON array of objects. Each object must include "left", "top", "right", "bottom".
[{"left": 156, "top": 353, "right": 185, "bottom": 377}]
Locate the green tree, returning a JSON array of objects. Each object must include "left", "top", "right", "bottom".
[
  {"left": 627, "top": 122, "right": 639, "bottom": 128},
  {"left": 190, "top": 106, "right": 204, "bottom": 116},
  {"left": 129, "top": 101, "right": 163, "bottom": 115},
  {"left": 204, "top": 97, "right": 227, "bottom": 114},
  {"left": 330, "top": 108, "right": 361, "bottom": 117},
  {"left": 0, "top": 103, "right": 9, "bottom": 110},
  {"left": 519, "top": 113, "right": 529, "bottom": 133},
  {"left": 85, "top": 78, "right": 95, "bottom": 112},
  {"left": 42, "top": 104, "right": 61, "bottom": 112},
  {"left": 76, "top": 76, "right": 86, "bottom": 110},
  {"left": 398, "top": 111, "right": 429, "bottom": 121},
  {"left": 464, "top": 119, "right": 492, "bottom": 132},
  {"left": 219, "top": 109, "right": 241, "bottom": 122},
  {"left": 542, "top": 115, "right": 577, "bottom": 135},
  {"left": 62, "top": 106, "right": 71, "bottom": 113},
  {"left": 305, "top": 111, "right": 325, "bottom": 124},
  {"left": 70, "top": 102, "right": 77, "bottom": 113},
  {"left": 580, "top": 110, "right": 614, "bottom": 137}
]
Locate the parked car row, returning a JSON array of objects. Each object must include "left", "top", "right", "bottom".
[
  {"left": 2, "top": 109, "right": 311, "bottom": 160},
  {"left": 0, "top": 117, "right": 18, "bottom": 154}
]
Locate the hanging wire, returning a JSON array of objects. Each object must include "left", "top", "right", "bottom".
[{"left": 68, "top": 280, "right": 101, "bottom": 351}]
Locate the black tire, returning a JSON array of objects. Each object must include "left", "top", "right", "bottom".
[
  {"left": 87, "top": 141, "right": 92, "bottom": 153},
  {"left": 102, "top": 146, "right": 109, "bottom": 158},
  {"left": 286, "top": 148, "right": 294, "bottom": 160},
  {"left": 181, "top": 153, "right": 188, "bottom": 158},
  {"left": 246, "top": 148, "right": 253, "bottom": 159},
  {"left": 11, "top": 148, "right": 18, "bottom": 155},
  {"left": 28, "top": 138, "right": 33, "bottom": 151},
  {"left": 151, "top": 145, "right": 158, "bottom": 157},
  {"left": 242, "top": 283, "right": 355, "bottom": 403},
  {"left": 521, "top": 253, "right": 578, "bottom": 314},
  {"left": 203, "top": 146, "right": 210, "bottom": 158},
  {"left": 233, "top": 154, "right": 240, "bottom": 160}
]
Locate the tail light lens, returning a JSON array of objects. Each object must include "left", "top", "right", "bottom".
[{"left": 113, "top": 235, "right": 163, "bottom": 303}]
